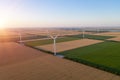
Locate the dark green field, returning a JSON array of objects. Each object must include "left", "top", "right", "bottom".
[
  {"left": 60, "top": 41, "right": 120, "bottom": 74},
  {"left": 67, "top": 34, "right": 114, "bottom": 40},
  {"left": 25, "top": 37, "right": 80, "bottom": 46}
]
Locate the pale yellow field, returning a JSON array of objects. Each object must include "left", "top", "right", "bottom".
[
  {"left": 108, "top": 36, "right": 120, "bottom": 41},
  {"left": 36, "top": 39, "right": 103, "bottom": 53},
  {"left": 94, "top": 32, "right": 120, "bottom": 37},
  {"left": 93, "top": 32, "right": 120, "bottom": 41}
]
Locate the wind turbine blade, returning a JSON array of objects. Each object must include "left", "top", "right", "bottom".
[
  {"left": 46, "top": 30, "right": 53, "bottom": 39},
  {"left": 50, "top": 35, "right": 54, "bottom": 39},
  {"left": 55, "top": 35, "right": 57, "bottom": 38}
]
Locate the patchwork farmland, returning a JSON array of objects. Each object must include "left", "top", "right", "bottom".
[
  {"left": 0, "top": 29, "right": 120, "bottom": 80},
  {"left": 0, "top": 42, "right": 120, "bottom": 80},
  {"left": 0, "top": 0, "right": 120, "bottom": 80},
  {"left": 25, "top": 37, "right": 80, "bottom": 46},
  {"left": 36, "top": 39, "right": 103, "bottom": 53},
  {"left": 24, "top": 31, "right": 120, "bottom": 75}
]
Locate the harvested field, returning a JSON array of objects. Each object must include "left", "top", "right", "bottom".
[
  {"left": 0, "top": 29, "right": 49, "bottom": 42},
  {"left": 0, "top": 42, "right": 46, "bottom": 66},
  {"left": 93, "top": 32, "right": 120, "bottom": 41},
  {"left": 108, "top": 36, "right": 120, "bottom": 42},
  {"left": 14, "top": 29, "right": 84, "bottom": 36},
  {"left": 94, "top": 32, "right": 120, "bottom": 37},
  {"left": 0, "top": 29, "right": 92, "bottom": 42},
  {"left": 36, "top": 39, "right": 103, "bottom": 53}
]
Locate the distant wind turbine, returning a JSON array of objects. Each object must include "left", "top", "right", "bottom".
[
  {"left": 18, "top": 32, "right": 22, "bottom": 43},
  {"left": 82, "top": 28, "right": 85, "bottom": 39}
]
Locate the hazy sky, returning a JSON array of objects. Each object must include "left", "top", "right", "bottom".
[{"left": 0, "top": 0, "right": 120, "bottom": 28}]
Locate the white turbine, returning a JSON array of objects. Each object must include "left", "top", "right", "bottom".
[
  {"left": 18, "top": 32, "right": 22, "bottom": 43},
  {"left": 82, "top": 28, "right": 85, "bottom": 39},
  {"left": 50, "top": 35, "right": 58, "bottom": 56},
  {"left": 97, "top": 28, "right": 99, "bottom": 33},
  {"left": 47, "top": 30, "right": 58, "bottom": 56}
]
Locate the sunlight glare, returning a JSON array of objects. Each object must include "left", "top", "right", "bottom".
[{"left": 0, "top": 18, "right": 7, "bottom": 30}]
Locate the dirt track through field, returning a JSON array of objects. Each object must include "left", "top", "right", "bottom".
[{"left": 36, "top": 39, "right": 103, "bottom": 52}]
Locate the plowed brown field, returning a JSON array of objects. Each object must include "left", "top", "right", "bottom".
[{"left": 0, "top": 42, "right": 46, "bottom": 66}]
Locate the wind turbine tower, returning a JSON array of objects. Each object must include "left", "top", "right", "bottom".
[
  {"left": 82, "top": 28, "right": 85, "bottom": 39},
  {"left": 19, "top": 32, "right": 22, "bottom": 43},
  {"left": 47, "top": 30, "right": 58, "bottom": 56}
]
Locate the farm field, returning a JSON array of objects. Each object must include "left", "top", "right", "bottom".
[
  {"left": 93, "top": 32, "right": 120, "bottom": 37},
  {"left": 68, "top": 34, "right": 114, "bottom": 40},
  {"left": 108, "top": 36, "right": 120, "bottom": 42},
  {"left": 25, "top": 37, "right": 80, "bottom": 46},
  {"left": 1, "top": 29, "right": 114, "bottom": 42},
  {"left": 93, "top": 32, "right": 120, "bottom": 42},
  {"left": 0, "top": 42, "right": 46, "bottom": 66},
  {"left": 1, "top": 29, "right": 120, "bottom": 80},
  {"left": 92, "top": 32, "right": 120, "bottom": 42},
  {"left": 60, "top": 41, "right": 120, "bottom": 74},
  {"left": 0, "top": 29, "right": 81, "bottom": 42},
  {"left": 22, "top": 37, "right": 51, "bottom": 42},
  {"left": 0, "top": 29, "right": 48, "bottom": 42},
  {"left": 0, "top": 42, "right": 120, "bottom": 80},
  {"left": 37, "top": 39, "right": 103, "bottom": 53},
  {"left": 21, "top": 29, "right": 86, "bottom": 36},
  {"left": 25, "top": 34, "right": 114, "bottom": 47}
]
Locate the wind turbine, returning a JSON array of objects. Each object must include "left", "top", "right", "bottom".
[
  {"left": 97, "top": 28, "right": 100, "bottom": 33},
  {"left": 47, "top": 30, "right": 58, "bottom": 56},
  {"left": 18, "top": 32, "right": 22, "bottom": 43},
  {"left": 82, "top": 28, "right": 85, "bottom": 39}
]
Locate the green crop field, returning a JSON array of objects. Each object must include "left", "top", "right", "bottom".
[
  {"left": 25, "top": 37, "right": 80, "bottom": 46},
  {"left": 68, "top": 34, "right": 114, "bottom": 40},
  {"left": 60, "top": 41, "right": 120, "bottom": 75}
]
